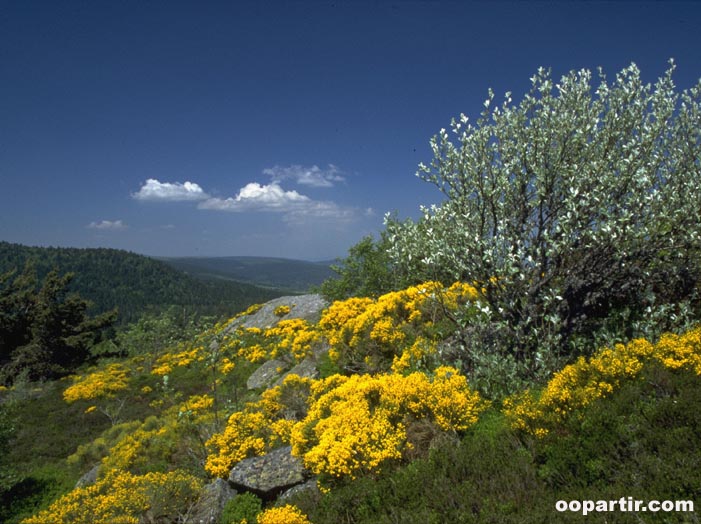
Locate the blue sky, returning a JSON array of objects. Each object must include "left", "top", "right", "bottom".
[{"left": 2, "top": 1, "right": 700, "bottom": 260}]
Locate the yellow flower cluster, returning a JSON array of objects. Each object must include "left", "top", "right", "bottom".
[
  {"left": 257, "top": 504, "right": 311, "bottom": 524},
  {"left": 178, "top": 394, "right": 214, "bottom": 417},
  {"left": 390, "top": 337, "right": 438, "bottom": 373},
  {"left": 63, "top": 363, "right": 130, "bottom": 402},
  {"left": 204, "top": 411, "right": 269, "bottom": 477},
  {"left": 204, "top": 375, "right": 312, "bottom": 477},
  {"left": 318, "top": 281, "right": 479, "bottom": 373},
  {"left": 274, "top": 304, "right": 292, "bottom": 317},
  {"left": 226, "top": 319, "right": 321, "bottom": 365},
  {"left": 152, "top": 346, "right": 206, "bottom": 376},
  {"left": 21, "top": 470, "right": 202, "bottom": 524},
  {"left": 265, "top": 319, "right": 321, "bottom": 362},
  {"left": 291, "top": 368, "right": 486, "bottom": 479},
  {"left": 653, "top": 328, "right": 701, "bottom": 373},
  {"left": 101, "top": 416, "right": 174, "bottom": 472},
  {"left": 504, "top": 326, "right": 701, "bottom": 436}
]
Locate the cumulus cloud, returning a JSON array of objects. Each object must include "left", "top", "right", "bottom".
[
  {"left": 87, "top": 220, "right": 127, "bottom": 230},
  {"left": 262, "top": 164, "right": 345, "bottom": 188},
  {"left": 131, "top": 167, "right": 367, "bottom": 225},
  {"left": 199, "top": 182, "right": 310, "bottom": 212},
  {"left": 199, "top": 182, "right": 363, "bottom": 223},
  {"left": 132, "top": 179, "right": 209, "bottom": 201}
]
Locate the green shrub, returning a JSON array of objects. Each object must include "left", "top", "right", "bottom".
[{"left": 220, "top": 492, "right": 262, "bottom": 524}]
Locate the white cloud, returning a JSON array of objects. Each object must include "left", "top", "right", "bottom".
[
  {"left": 130, "top": 167, "right": 367, "bottom": 226},
  {"left": 132, "top": 179, "right": 209, "bottom": 201},
  {"left": 262, "top": 164, "right": 345, "bottom": 188},
  {"left": 87, "top": 220, "right": 127, "bottom": 230},
  {"left": 199, "top": 182, "right": 310, "bottom": 212}
]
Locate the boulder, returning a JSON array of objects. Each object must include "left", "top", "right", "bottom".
[
  {"left": 272, "top": 357, "right": 319, "bottom": 387},
  {"left": 227, "top": 294, "right": 328, "bottom": 332},
  {"left": 277, "top": 479, "right": 320, "bottom": 504},
  {"left": 188, "top": 478, "right": 236, "bottom": 524},
  {"left": 228, "top": 446, "right": 310, "bottom": 501},
  {"left": 246, "top": 359, "right": 289, "bottom": 390}
]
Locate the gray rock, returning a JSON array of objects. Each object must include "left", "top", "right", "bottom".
[
  {"left": 228, "top": 446, "right": 310, "bottom": 501},
  {"left": 272, "top": 357, "right": 319, "bottom": 388},
  {"left": 246, "top": 359, "right": 289, "bottom": 390},
  {"left": 227, "top": 294, "right": 328, "bottom": 332},
  {"left": 277, "top": 479, "right": 320, "bottom": 504},
  {"left": 75, "top": 464, "right": 100, "bottom": 488},
  {"left": 188, "top": 478, "right": 236, "bottom": 524}
]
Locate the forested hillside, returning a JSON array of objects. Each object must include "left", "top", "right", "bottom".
[
  {"left": 160, "top": 256, "right": 335, "bottom": 293},
  {"left": 0, "top": 242, "right": 283, "bottom": 323}
]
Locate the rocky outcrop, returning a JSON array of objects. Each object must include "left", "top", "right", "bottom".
[
  {"left": 277, "top": 479, "right": 320, "bottom": 504},
  {"left": 75, "top": 464, "right": 100, "bottom": 488},
  {"left": 188, "top": 478, "right": 236, "bottom": 524},
  {"left": 226, "top": 294, "right": 328, "bottom": 332},
  {"left": 228, "top": 446, "right": 310, "bottom": 501},
  {"left": 272, "top": 354, "right": 321, "bottom": 387},
  {"left": 246, "top": 359, "right": 289, "bottom": 390},
  {"left": 236, "top": 294, "right": 330, "bottom": 390}
]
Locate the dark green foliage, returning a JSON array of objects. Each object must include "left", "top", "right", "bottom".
[
  {"left": 220, "top": 492, "right": 262, "bottom": 524},
  {"left": 0, "top": 266, "right": 36, "bottom": 365},
  {"left": 0, "top": 464, "right": 77, "bottom": 524},
  {"left": 0, "top": 401, "right": 19, "bottom": 495},
  {"left": 110, "top": 307, "right": 212, "bottom": 359},
  {"left": 0, "top": 267, "right": 116, "bottom": 384},
  {"left": 537, "top": 364, "right": 701, "bottom": 499},
  {"left": 319, "top": 233, "right": 412, "bottom": 301},
  {"left": 0, "top": 242, "right": 283, "bottom": 324}
]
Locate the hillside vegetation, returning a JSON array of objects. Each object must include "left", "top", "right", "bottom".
[
  {"left": 2, "top": 62, "right": 701, "bottom": 523},
  {"left": 2, "top": 283, "right": 700, "bottom": 523},
  {"left": 160, "top": 256, "right": 335, "bottom": 293},
  {"left": 0, "top": 242, "right": 284, "bottom": 323}
]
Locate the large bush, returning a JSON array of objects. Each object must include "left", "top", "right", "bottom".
[{"left": 386, "top": 61, "right": 701, "bottom": 382}]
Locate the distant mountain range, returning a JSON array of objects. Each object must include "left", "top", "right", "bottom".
[
  {"left": 158, "top": 256, "right": 336, "bottom": 293},
  {"left": 0, "top": 242, "right": 290, "bottom": 323}
]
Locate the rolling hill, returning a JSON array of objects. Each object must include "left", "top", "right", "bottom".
[
  {"left": 158, "top": 256, "right": 336, "bottom": 293},
  {"left": 0, "top": 242, "right": 284, "bottom": 323}
]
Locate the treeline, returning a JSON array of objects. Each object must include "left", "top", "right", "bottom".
[{"left": 0, "top": 242, "right": 283, "bottom": 324}]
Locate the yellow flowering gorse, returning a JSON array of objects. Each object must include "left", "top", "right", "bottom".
[
  {"left": 505, "top": 327, "right": 701, "bottom": 436},
  {"left": 257, "top": 504, "right": 311, "bottom": 524},
  {"left": 21, "top": 470, "right": 202, "bottom": 524},
  {"left": 290, "top": 367, "right": 487, "bottom": 479}
]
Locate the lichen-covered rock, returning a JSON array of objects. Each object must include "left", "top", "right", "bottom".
[
  {"left": 277, "top": 479, "right": 320, "bottom": 504},
  {"left": 227, "top": 294, "right": 328, "bottom": 332},
  {"left": 189, "top": 478, "right": 237, "bottom": 524},
  {"left": 246, "top": 359, "right": 289, "bottom": 390},
  {"left": 228, "top": 446, "right": 310, "bottom": 501}
]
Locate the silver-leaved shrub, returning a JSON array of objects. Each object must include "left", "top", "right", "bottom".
[{"left": 386, "top": 61, "right": 701, "bottom": 394}]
